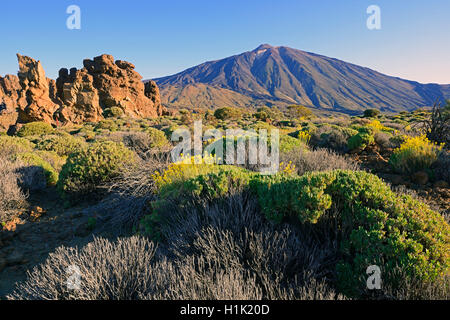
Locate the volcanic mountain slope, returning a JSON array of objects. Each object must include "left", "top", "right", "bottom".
[{"left": 154, "top": 44, "right": 450, "bottom": 114}]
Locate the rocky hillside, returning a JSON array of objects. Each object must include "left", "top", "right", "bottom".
[
  {"left": 154, "top": 44, "right": 450, "bottom": 113},
  {"left": 0, "top": 54, "right": 164, "bottom": 132}
]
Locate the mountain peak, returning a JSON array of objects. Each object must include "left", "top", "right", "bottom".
[
  {"left": 155, "top": 45, "right": 450, "bottom": 113},
  {"left": 254, "top": 44, "right": 273, "bottom": 51}
]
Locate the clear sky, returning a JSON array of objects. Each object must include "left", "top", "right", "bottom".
[{"left": 1, "top": 0, "right": 449, "bottom": 84}]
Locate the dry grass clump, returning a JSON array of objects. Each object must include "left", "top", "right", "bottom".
[
  {"left": 309, "top": 125, "right": 350, "bottom": 152},
  {"left": 89, "top": 150, "right": 171, "bottom": 235},
  {"left": 9, "top": 196, "right": 344, "bottom": 300},
  {"left": 153, "top": 194, "right": 343, "bottom": 300},
  {"left": 280, "top": 147, "right": 360, "bottom": 176},
  {"left": 0, "top": 156, "right": 28, "bottom": 221},
  {"left": 8, "top": 236, "right": 157, "bottom": 300}
]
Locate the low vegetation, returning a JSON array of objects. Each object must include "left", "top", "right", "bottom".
[{"left": 2, "top": 104, "right": 450, "bottom": 300}]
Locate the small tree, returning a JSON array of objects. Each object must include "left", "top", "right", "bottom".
[
  {"left": 363, "top": 109, "right": 380, "bottom": 118},
  {"left": 214, "top": 107, "right": 242, "bottom": 120},
  {"left": 286, "top": 105, "right": 314, "bottom": 119},
  {"left": 416, "top": 100, "right": 450, "bottom": 146}
]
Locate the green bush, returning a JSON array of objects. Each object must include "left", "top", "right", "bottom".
[
  {"left": 16, "top": 122, "right": 54, "bottom": 137},
  {"left": 251, "top": 170, "right": 449, "bottom": 297},
  {"left": 144, "top": 127, "right": 170, "bottom": 149},
  {"left": 254, "top": 106, "right": 283, "bottom": 122},
  {"left": 286, "top": 105, "right": 314, "bottom": 119},
  {"left": 0, "top": 135, "right": 35, "bottom": 155},
  {"left": 36, "top": 133, "right": 87, "bottom": 157},
  {"left": 94, "top": 119, "right": 119, "bottom": 132},
  {"left": 58, "top": 141, "right": 136, "bottom": 196},
  {"left": 389, "top": 135, "right": 443, "bottom": 174},
  {"left": 347, "top": 127, "right": 375, "bottom": 151},
  {"left": 15, "top": 151, "right": 60, "bottom": 186},
  {"left": 309, "top": 124, "right": 357, "bottom": 152},
  {"left": 279, "top": 134, "right": 306, "bottom": 153},
  {"left": 214, "top": 107, "right": 242, "bottom": 120},
  {"left": 253, "top": 110, "right": 270, "bottom": 122},
  {"left": 103, "top": 107, "right": 124, "bottom": 118},
  {"left": 143, "top": 165, "right": 252, "bottom": 240},
  {"left": 363, "top": 109, "right": 381, "bottom": 118},
  {"left": 142, "top": 161, "right": 450, "bottom": 297}
]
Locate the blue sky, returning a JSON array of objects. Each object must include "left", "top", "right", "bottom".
[{"left": 1, "top": 0, "right": 449, "bottom": 83}]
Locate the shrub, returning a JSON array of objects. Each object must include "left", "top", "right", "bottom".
[
  {"left": 8, "top": 237, "right": 158, "bottom": 300},
  {"left": 0, "top": 156, "right": 27, "bottom": 220},
  {"left": 15, "top": 164, "right": 47, "bottom": 192},
  {"left": 389, "top": 134, "right": 407, "bottom": 148},
  {"left": 152, "top": 199, "right": 342, "bottom": 300},
  {"left": 143, "top": 128, "right": 170, "bottom": 149},
  {"left": 178, "top": 109, "right": 193, "bottom": 124},
  {"left": 145, "top": 165, "right": 450, "bottom": 298},
  {"left": 94, "top": 119, "right": 119, "bottom": 132},
  {"left": 91, "top": 153, "right": 171, "bottom": 235},
  {"left": 309, "top": 125, "right": 356, "bottom": 152},
  {"left": 58, "top": 141, "right": 137, "bottom": 196},
  {"left": 389, "top": 135, "right": 444, "bottom": 174},
  {"left": 366, "top": 120, "right": 394, "bottom": 133},
  {"left": 279, "top": 134, "right": 306, "bottom": 153},
  {"left": 287, "top": 105, "right": 314, "bottom": 119},
  {"left": 103, "top": 107, "right": 124, "bottom": 118},
  {"left": 16, "top": 122, "right": 54, "bottom": 137},
  {"left": 214, "top": 107, "right": 242, "bottom": 120},
  {"left": 250, "top": 170, "right": 450, "bottom": 297},
  {"left": 347, "top": 128, "right": 375, "bottom": 151},
  {"left": 8, "top": 228, "right": 343, "bottom": 300},
  {"left": 431, "top": 150, "right": 450, "bottom": 183},
  {"left": 254, "top": 106, "right": 283, "bottom": 122},
  {"left": 0, "top": 135, "right": 35, "bottom": 155},
  {"left": 415, "top": 101, "right": 450, "bottom": 146},
  {"left": 254, "top": 110, "right": 270, "bottom": 122},
  {"left": 144, "top": 163, "right": 251, "bottom": 239},
  {"left": 363, "top": 109, "right": 381, "bottom": 118},
  {"left": 374, "top": 131, "right": 394, "bottom": 149},
  {"left": 15, "top": 151, "right": 60, "bottom": 186},
  {"left": 36, "top": 133, "right": 87, "bottom": 157},
  {"left": 280, "top": 148, "right": 360, "bottom": 176},
  {"left": 111, "top": 130, "right": 170, "bottom": 159}
]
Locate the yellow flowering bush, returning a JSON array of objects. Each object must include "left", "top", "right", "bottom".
[
  {"left": 279, "top": 161, "right": 296, "bottom": 175},
  {"left": 389, "top": 135, "right": 444, "bottom": 174},
  {"left": 366, "top": 120, "right": 395, "bottom": 133},
  {"left": 297, "top": 130, "right": 311, "bottom": 144},
  {"left": 152, "top": 153, "right": 221, "bottom": 191}
]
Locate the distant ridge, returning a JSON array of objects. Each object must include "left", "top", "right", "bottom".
[{"left": 153, "top": 44, "right": 450, "bottom": 114}]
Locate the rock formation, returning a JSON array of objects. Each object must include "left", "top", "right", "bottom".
[
  {"left": 0, "top": 75, "right": 21, "bottom": 130},
  {"left": 56, "top": 67, "right": 103, "bottom": 124},
  {"left": 16, "top": 54, "right": 60, "bottom": 124},
  {"left": 0, "top": 53, "right": 163, "bottom": 131},
  {"left": 56, "top": 54, "right": 161, "bottom": 124}
]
